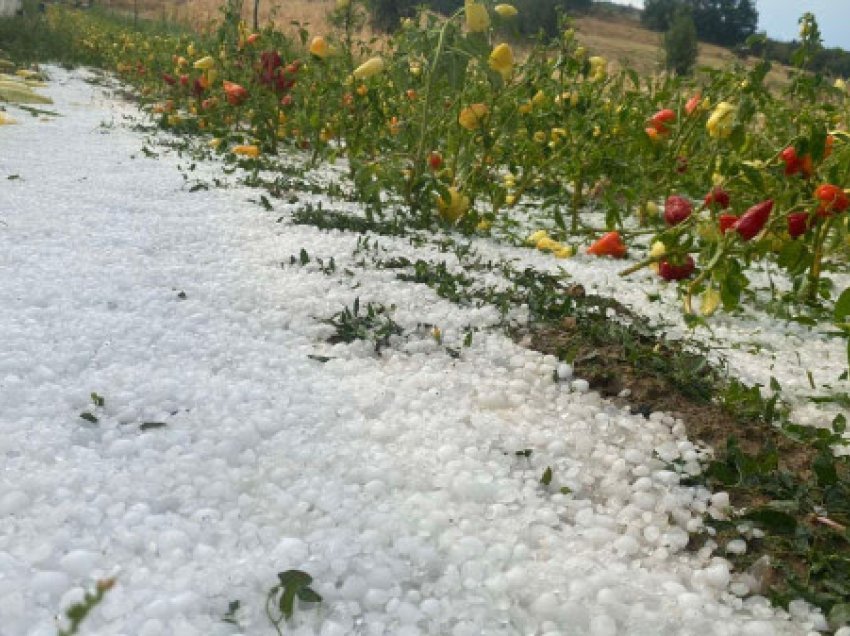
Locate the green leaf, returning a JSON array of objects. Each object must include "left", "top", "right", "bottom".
[
  {"left": 777, "top": 240, "right": 806, "bottom": 272},
  {"left": 813, "top": 450, "right": 838, "bottom": 486},
  {"left": 140, "top": 421, "right": 167, "bottom": 431},
  {"left": 829, "top": 603, "right": 850, "bottom": 629},
  {"left": 279, "top": 587, "right": 296, "bottom": 620},
  {"left": 553, "top": 207, "right": 566, "bottom": 231},
  {"left": 739, "top": 163, "right": 764, "bottom": 191},
  {"left": 79, "top": 412, "right": 98, "bottom": 424},
  {"left": 834, "top": 287, "right": 850, "bottom": 322},
  {"left": 541, "top": 466, "right": 552, "bottom": 486},
  {"left": 744, "top": 508, "right": 798, "bottom": 534},
  {"left": 296, "top": 587, "right": 322, "bottom": 603},
  {"left": 720, "top": 276, "right": 742, "bottom": 310},
  {"left": 706, "top": 460, "right": 739, "bottom": 486},
  {"left": 277, "top": 570, "right": 313, "bottom": 589},
  {"left": 90, "top": 392, "right": 105, "bottom": 407},
  {"left": 463, "top": 330, "right": 473, "bottom": 347}
]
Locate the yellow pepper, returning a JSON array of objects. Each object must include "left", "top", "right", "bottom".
[
  {"left": 437, "top": 187, "right": 470, "bottom": 223},
  {"left": 458, "top": 103, "right": 489, "bottom": 130},
  {"left": 706, "top": 102, "right": 735, "bottom": 139},
  {"left": 193, "top": 55, "right": 215, "bottom": 70},
  {"left": 700, "top": 287, "right": 721, "bottom": 316},
  {"left": 309, "top": 36, "right": 329, "bottom": 59},
  {"left": 465, "top": 1, "right": 490, "bottom": 32},
  {"left": 489, "top": 43, "right": 514, "bottom": 80},
  {"left": 352, "top": 57, "right": 385, "bottom": 80},
  {"left": 233, "top": 144, "right": 260, "bottom": 158},
  {"left": 494, "top": 3, "right": 517, "bottom": 18}
]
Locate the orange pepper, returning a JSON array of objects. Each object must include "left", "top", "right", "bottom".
[{"left": 587, "top": 231, "right": 627, "bottom": 258}]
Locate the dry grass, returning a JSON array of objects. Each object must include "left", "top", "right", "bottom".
[
  {"left": 107, "top": 0, "right": 792, "bottom": 85},
  {"left": 107, "top": 0, "right": 339, "bottom": 37},
  {"left": 571, "top": 13, "right": 793, "bottom": 87}
]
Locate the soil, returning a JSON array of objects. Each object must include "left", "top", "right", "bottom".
[{"left": 516, "top": 302, "right": 818, "bottom": 487}]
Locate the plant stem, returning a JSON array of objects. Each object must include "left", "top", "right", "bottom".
[
  {"left": 411, "top": 10, "right": 460, "bottom": 196},
  {"left": 570, "top": 169, "right": 583, "bottom": 233},
  {"left": 805, "top": 219, "right": 831, "bottom": 303}
]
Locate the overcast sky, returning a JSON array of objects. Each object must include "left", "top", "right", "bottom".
[{"left": 606, "top": 1, "right": 850, "bottom": 50}]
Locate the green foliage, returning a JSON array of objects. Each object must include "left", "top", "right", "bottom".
[
  {"left": 691, "top": 0, "right": 757, "bottom": 47},
  {"left": 642, "top": 0, "right": 757, "bottom": 47},
  {"left": 513, "top": 0, "right": 591, "bottom": 38},
  {"left": 702, "top": 418, "right": 850, "bottom": 619},
  {"left": 57, "top": 579, "right": 115, "bottom": 636},
  {"left": 365, "top": 0, "right": 416, "bottom": 32},
  {"left": 265, "top": 571, "right": 322, "bottom": 636},
  {"left": 664, "top": 7, "right": 698, "bottom": 76},
  {"left": 641, "top": 0, "right": 679, "bottom": 31},
  {"left": 318, "top": 298, "right": 404, "bottom": 353}
]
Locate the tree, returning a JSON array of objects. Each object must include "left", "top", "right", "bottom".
[
  {"left": 366, "top": 0, "right": 416, "bottom": 32},
  {"left": 642, "top": 0, "right": 757, "bottom": 48},
  {"left": 642, "top": 0, "right": 680, "bottom": 32},
  {"left": 664, "top": 7, "right": 698, "bottom": 75},
  {"left": 514, "top": 0, "right": 592, "bottom": 39},
  {"left": 689, "top": 0, "right": 757, "bottom": 47}
]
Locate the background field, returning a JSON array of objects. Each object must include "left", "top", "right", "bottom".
[{"left": 100, "top": 0, "right": 794, "bottom": 85}]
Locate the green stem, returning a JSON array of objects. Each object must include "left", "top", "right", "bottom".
[
  {"left": 684, "top": 239, "right": 731, "bottom": 314},
  {"left": 570, "top": 168, "right": 583, "bottom": 234},
  {"left": 411, "top": 10, "right": 462, "bottom": 194},
  {"left": 805, "top": 218, "right": 831, "bottom": 302}
]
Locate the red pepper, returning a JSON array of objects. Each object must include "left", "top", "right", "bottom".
[
  {"left": 658, "top": 255, "right": 695, "bottom": 281},
  {"left": 645, "top": 126, "right": 661, "bottom": 141},
  {"left": 781, "top": 147, "right": 813, "bottom": 178},
  {"left": 704, "top": 187, "right": 730, "bottom": 209},
  {"left": 649, "top": 108, "right": 676, "bottom": 134},
  {"left": 162, "top": 73, "right": 177, "bottom": 86},
  {"left": 719, "top": 213, "right": 738, "bottom": 234},
  {"left": 192, "top": 78, "right": 206, "bottom": 97},
  {"left": 814, "top": 183, "right": 849, "bottom": 217},
  {"left": 733, "top": 199, "right": 774, "bottom": 240},
  {"left": 223, "top": 80, "right": 249, "bottom": 106},
  {"left": 587, "top": 231, "right": 627, "bottom": 258},
  {"left": 787, "top": 212, "right": 809, "bottom": 238},
  {"left": 664, "top": 195, "right": 692, "bottom": 226},
  {"left": 800, "top": 154, "right": 814, "bottom": 178}
]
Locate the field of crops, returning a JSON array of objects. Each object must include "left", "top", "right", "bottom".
[{"left": 2, "top": 1, "right": 850, "bottom": 633}]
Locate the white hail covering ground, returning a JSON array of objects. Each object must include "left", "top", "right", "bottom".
[{"left": 0, "top": 68, "right": 833, "bottom": 635}]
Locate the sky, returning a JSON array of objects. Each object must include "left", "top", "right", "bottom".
[{"left": 606, "top": 1, "right": 850, "bottom": 50}]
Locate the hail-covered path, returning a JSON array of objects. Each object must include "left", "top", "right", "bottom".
[{"left": 0, "top": 68, "right": 829, "bottom": 635}]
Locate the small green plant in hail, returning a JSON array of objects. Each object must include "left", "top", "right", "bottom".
[
  {"left": 265, "top": 570, "right": 323, "bottom": 635},
  {"left": 319, "top": 297, "right": 403, "bottom": 353},
  {"left": 79, "top": 392, "right": 105, "bottom": 424},
  {"left": 57, "top": 578, "right": 115, "bottom": 636}
]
